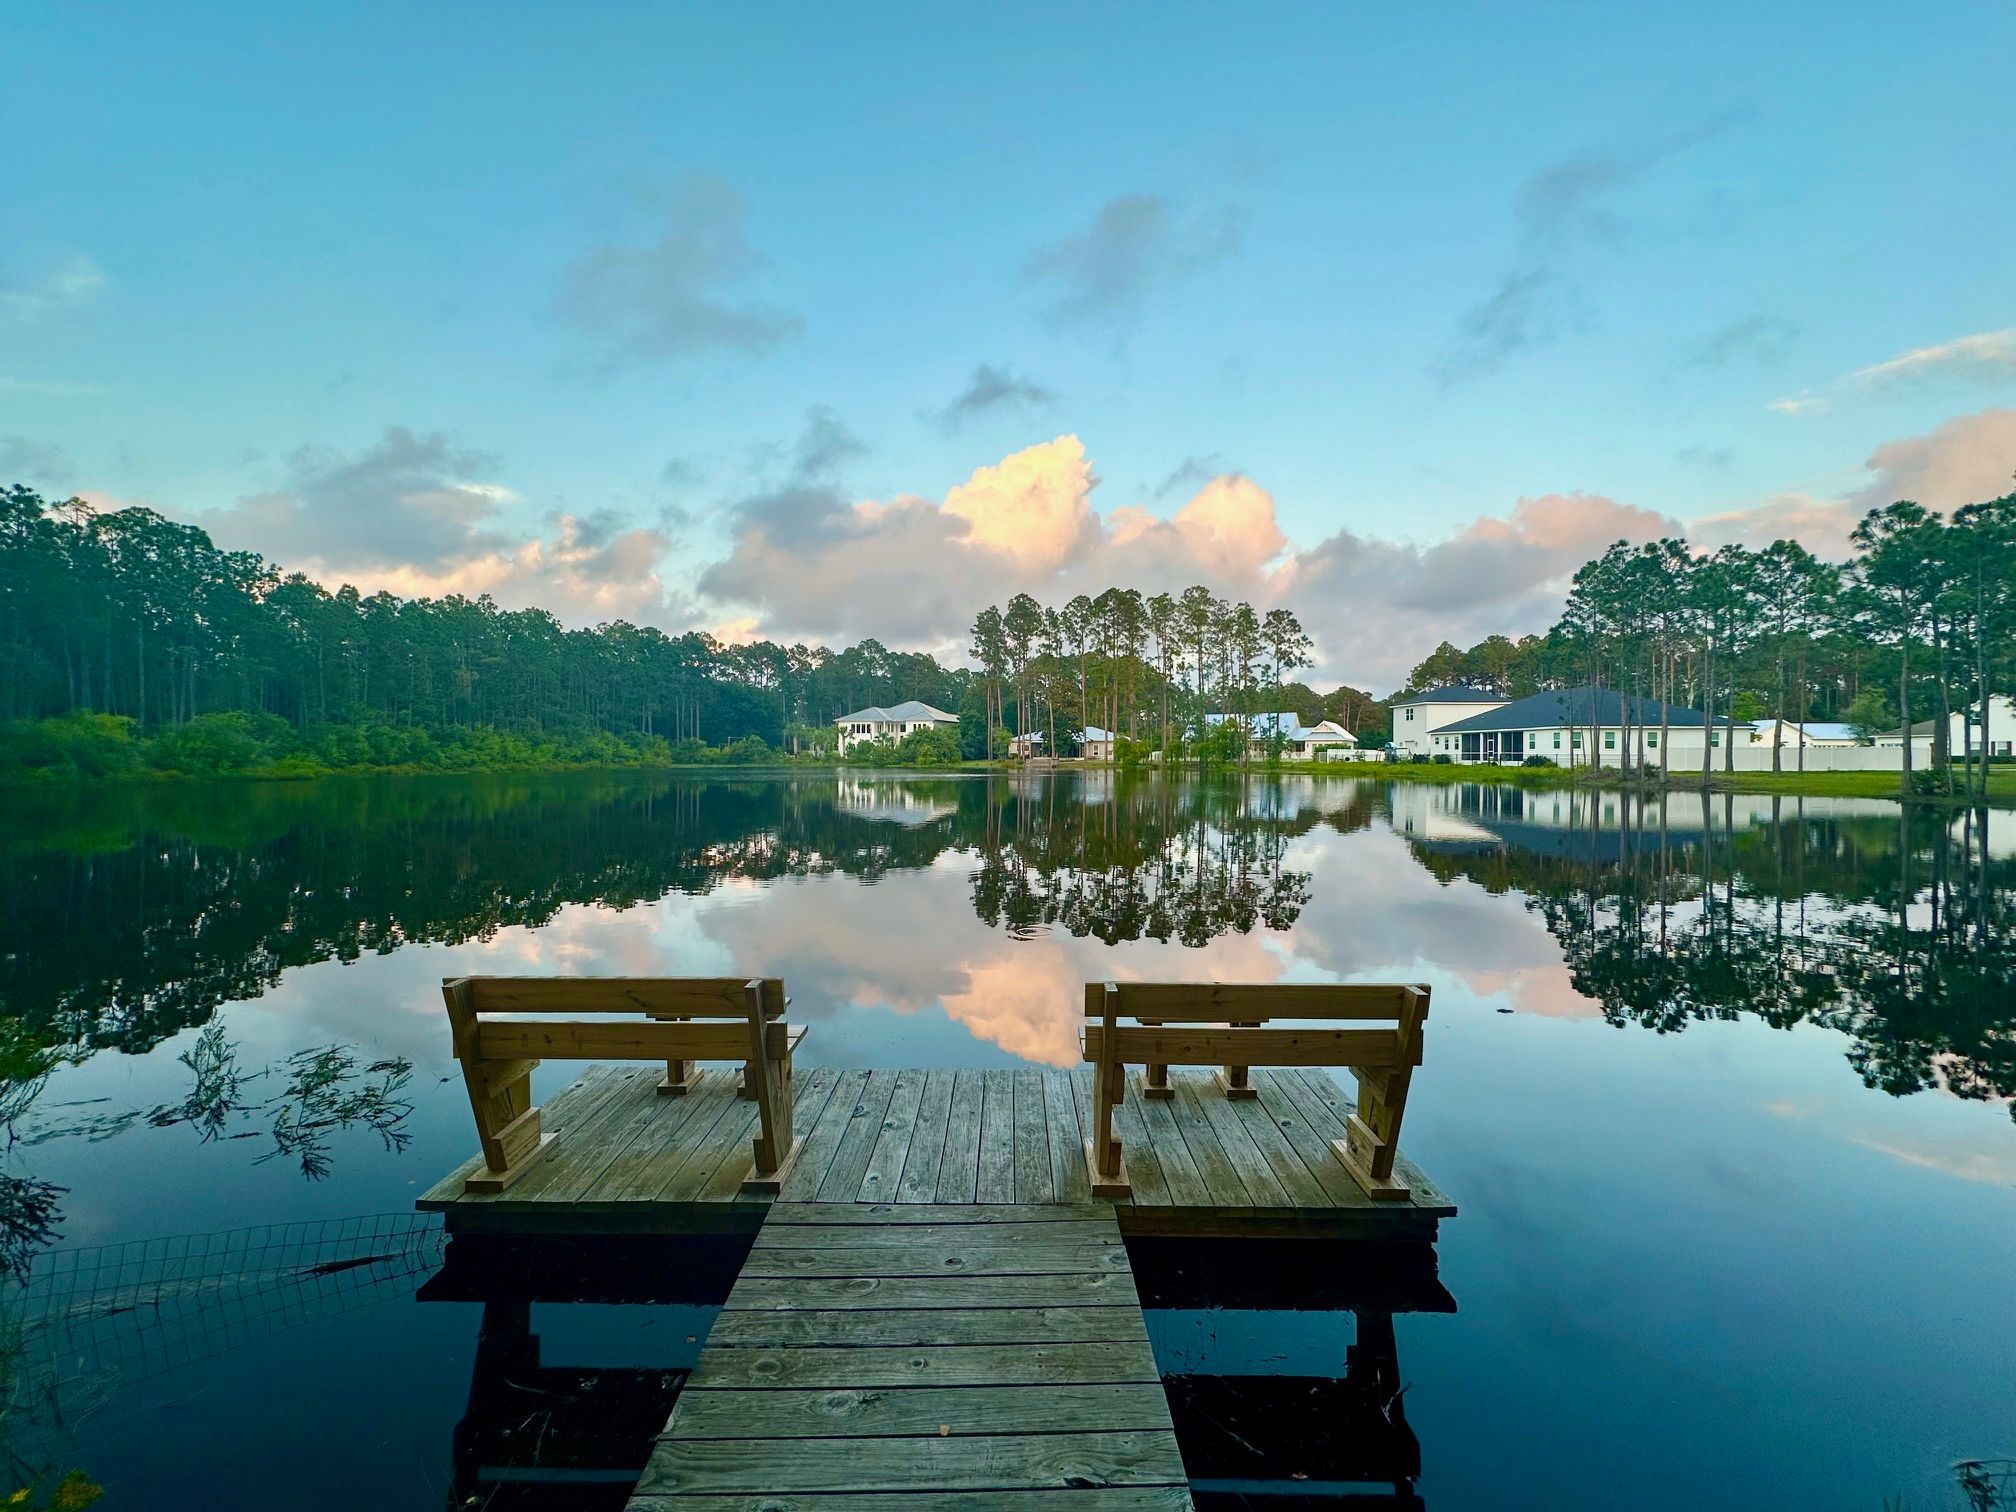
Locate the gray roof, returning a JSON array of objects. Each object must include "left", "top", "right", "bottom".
[
  {"left": 1436, "top": 686, "right": 1730, "bottom": 735},
  {"left": 1394, "top": 685, "right": 1506, "bottom": 705},
  {"left": 833, "top": 700, "right": 958, "bottom": 726}
]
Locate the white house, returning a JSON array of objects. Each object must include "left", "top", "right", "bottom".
[
  {"left": 834, "top": 700, "right": 959, "bottom": 754},
  {"left": 1080, "top": 725, "right": 1116, "bottom": 760},
  {"left": 1749, "top": 720, "right": 1860, "bottom": 747},
  {"left": 1206, "top": 712, "right": 1360, "bottom": 761},
  {"left": 1878, "top": 695, "right": 2016, "bottom": 759},
  {"left": 1389, "top": 685, "right": 1510, "bottom": 758},
  {"left": 1425, "top": 686, "right": 1735, "bottom": 767}
]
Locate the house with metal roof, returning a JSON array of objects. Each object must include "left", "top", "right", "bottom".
[
  {"left": 833, "top": 700, "right": 959, "bottom": 753},
  {"left": 1876, "top": 695, "right": 2016, "bottom": 758},
  {"left": 1389, "top": 685, "right": 1510, "bottom": 757},
  {"left": 1424, "top": 685, "right": 1736, "bottom": 767}
]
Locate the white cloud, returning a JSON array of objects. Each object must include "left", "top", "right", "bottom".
[
  {"left": 1852, "top": 326, "right": 2016, "bottom": 389},
  {"left": 1767, "top": 394, "right": 1828, "bottom": 417}
]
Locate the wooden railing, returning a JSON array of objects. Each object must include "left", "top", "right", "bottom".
[
  {"left": 1082, "top": 981, "right": 1429, "bottom": 1201},
  {"left": 442, "top": 976, "right": 804, "bottom": 1196}
]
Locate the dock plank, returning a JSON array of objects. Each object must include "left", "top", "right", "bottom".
[
  {"left": 1012, "top": 1067, "right": 1056, "bottom": 1204},
  {"left": 630, "top": 1493, "right": 1194, "bottom": 1512},
  {"left": 726, "top": 1270, "right": 1140, "bottom": 1311},
  {"left": 635, "top": 1430, "right": 1188, "bottom": 1495},
  {"left": 685, "top": 1338, "right": 1158, "bottom": 1388},
  {"left": 932, "top": 1068, "right": 985, "bottom": 1203},
  {"left": 738, "top": 1242, "right": 1130, "bottom": 1279},
  {"left": 816, "top": 1069, "right": 901, "bottom": 1201},
  {"left": 704, "top": 1305, "right": 1148, "bottom": 1348},
  {"left": 779, "top": 1068, "right": 872, "bottom": 1202},
  {"left": 975, "top": 1068, "right": 1016, "bottom": 1203},
  {"left": 858, "top": 1068, "right": 927, "bottom": 1203},
  {"left": 663, "top": 1382, "right": 1175, "bottom": 1439},
  {"left": 895, "top": 1068, "right": 955, "bottom": 1203}
]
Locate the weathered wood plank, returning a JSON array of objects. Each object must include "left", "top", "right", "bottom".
[
  {"left": 1048, "top": 1067, "right": 1092, "bottom": 1205},
  {"left": 1011, "top": 1068, "right": 1055, "bottom": 1205},
  {"left": 764, "top": 1202, "right": 1109, "bottom": 1225},
  {"left": 656, "top": 1090, "right": 764, "bottom": 1201},
  {"left": 465, "top": 976, "right": 781, "bottom": 1016},
  {"left": 1249, "top": 1070, "right": 1374, "bottom": 1206},
  {"left": 976, "top": 1068, "right": 1016, "bottom": 1203},
  {"left": 664, "top": 1382, "right": 1173, "bottom": 1439},
  {"left": 1108, "top": 1070, "right": 1171, "bottom": 1207},
  {"left": 419, "top": 1065, "right": 625, "bottom": 1205},
  {"left": 779, "top": 1068, "right": 872, "bottom": 1201},
  {"left": 1285, "top": 1068, "right": 1455, "bottom": 1212},
  {"left": 1086, "top": 981, "right": 1420, "bottom": 1019},
  {"left": 629, "top": 1492, "right": 1194, "bottom": 1512},
  {"left": 1129, "top": 1072, "right": 1213, "bottom": 1207},
  {"left": 636, "top": 1430, "right": 1188, "bottom": 1494},
  {"left": 683, "top": 1338, "right": 1159, "bottom": 1388},
  {"left": 1084, "top": 1024, "right": 1406, "bottom": 1069},
  {"left": 932, "top": 1067, "right": 984, "bottom": 1203},
  {"left": 752, "top": 1220, "right": 1117, "bottom": 1250},
  {"left": 815, "top": 1069, "right": 902, "bottom": 1201},
  {"left": 726, "top": 1271, "right": 1140, "bottom": 1310},
  {"left": 895, "top": 1068, "right": 955, "bottom": 1203},
  {"left": 1180, "top": 1073, "right": 1290, "bottom": 1208},
  {"left": 1160, "top": 1074, "right": 1254, "bottom": 1206},
  {"left": 738, "top": 1242, "right": 1130, "bottom": 1279},
  {"left": 552, "top": 1070, "right": 734, "bottom": 1203},
  {"left": 857, "top": 1068, "right": 927, "bottom": 1203},
  {"left": 705, "top": 1305, "right": 1148, "bottom": 1348}
]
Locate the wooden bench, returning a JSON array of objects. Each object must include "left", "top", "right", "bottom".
[
  {"left": 442, "top": 976, "right": 804, "bottom": 1196},
  {"left": 1081, "top": 981, "right": 1429, "bottom": 1202}
]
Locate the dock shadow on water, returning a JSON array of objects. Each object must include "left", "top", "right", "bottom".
[{"left": 0, "top": 771, "right": 2012, "bottom": 1506}]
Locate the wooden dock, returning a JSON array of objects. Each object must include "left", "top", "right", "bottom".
[
  {"left": 419, "top": 1065, "right": 1454, "bottom": 1241},
  {"left": 629, "top": 1201, "right": 1191, "bottom": 1507}
]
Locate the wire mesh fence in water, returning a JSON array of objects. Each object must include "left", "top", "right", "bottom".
[{"left": 10, "top": 1211, "right": 444, "bottom": 1388}]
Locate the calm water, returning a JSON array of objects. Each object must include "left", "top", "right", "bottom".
[{"left": 3, "top": 771, "right": 2012, "bottom": 1509}]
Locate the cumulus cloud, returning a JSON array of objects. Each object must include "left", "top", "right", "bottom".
[
  {"left": 1025, "top": 194, "right": 1243, "bottom": 324},
  {"left": 0, "top": 435, "right": 76, "bottom": 488},
  {"left": 555, "top": 174, "right": 802, "bottom": 363},
  {"left": 928, "top": 364, "right": 1056, "bottom": 431},
  {"left": 1689, "top": 407, "right": 2016, "bottom": 559},
  {"left": 694, "top": 430, "right": 1674, "bottom": 689},
  {"left": 186, "top": 425, "right": 693, "bottom": 628},
  {"left": 1852, "top": 327, "right": 2016, "bottom": 389},
  {"left": 0, "top": 253, "right": 105, "bottom": 319}
]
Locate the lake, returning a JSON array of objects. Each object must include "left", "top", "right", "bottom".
[{"left": 2, "top": 770, "right": 2012, "bottom": 1509}]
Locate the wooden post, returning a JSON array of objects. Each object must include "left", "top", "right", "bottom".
[
  {"left": 651, "top": 1010, "right": 695, "bottom": 1096},
  {"left": 446, "top": 977, "right": 551, "bottom": 1193},
  {"left": 741, "top": 978, "right": 800, "bottom": 1195},
  {"left": 1083, "top": 981, "right": 1131, "bottom": 1198},
  {"left": 1140, "top": 1017, "right": 1172, "bottom": 1100}
]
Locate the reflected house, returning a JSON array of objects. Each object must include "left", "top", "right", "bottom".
[{"left": 831, "top": 775, "right": 961, "bottom": 826}]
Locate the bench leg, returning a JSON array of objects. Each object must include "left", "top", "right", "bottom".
[
  {"left": 1213, "top": 1065, "right": 1256, "bottom": 1100},
  {"left": 741, "top": 979, "right": 802, "bottom": 1195},
  {"left": 1332, "top": 1068, "right": 1411, "bottom": 1201},
  {"left": 659, "top": 1058, "right": 696, "bottom": 1096},
  {"left": 462, "top": 1060, "right": 552, "bottom": 1193}
]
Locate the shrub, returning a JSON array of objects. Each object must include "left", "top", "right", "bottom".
[
  {"left": 1430, "top": 753, "right": 1454, "bottom": 765},
  {"left": 722, "top": 734, "right": 774, "bottom": 764},
  {"left": 0, "top": 711, "right": 142, "bottom": 779},
  {"left": 897, "top": 725, "right": 963, "bottom": 767},
  {"left": 1521, "top": 754, "right": 1556, "bottom": 768},
  {"left": 148, "top": 712, "right": 270, "bottom": 774}
]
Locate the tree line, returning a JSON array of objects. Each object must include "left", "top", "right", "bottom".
[
  {"left": 1394, "top": 492, "right": 2016, "bottom": 800},
  {"left": 968, "top": 588, "right": 1317, "bottom": 759}
]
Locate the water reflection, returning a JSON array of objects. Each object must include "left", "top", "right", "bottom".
[{"left": 1391, "top": 784, "right": 2016, "bottom": 1118}]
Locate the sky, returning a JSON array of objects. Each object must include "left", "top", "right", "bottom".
[{"left": 4, "top": 2, "right": 2014, "bottom": 691}]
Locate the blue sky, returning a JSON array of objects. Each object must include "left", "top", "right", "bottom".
[{"left": 5, "top": 3, "right": 2013, "bottom": 687}]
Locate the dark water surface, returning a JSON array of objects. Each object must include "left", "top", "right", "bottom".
[{"left": 2, "top": 771, "right": 2012, "bottom": 1509}]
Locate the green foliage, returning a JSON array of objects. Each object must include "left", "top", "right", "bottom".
[
  {"left": 720, "top": 734, "right": 775, "bottom": 764},
  {"left": 1522, "top": 754, "right": 1557, "bottom": 767},
  {"left": 1844, "top": 689, "right": 1894, "bottom": 741},
  {"left": 0, "top": 713, "right": 140, "bottom": 779},
  {"left": 1431, "top": 753, "right": 1454, "bottom": 765},
  {"left": 1113, "top": 734, "right": 1151, "bottom": 767},
  {"left": 1194, "top": 720, "right": 1245, "bottom": 767}
]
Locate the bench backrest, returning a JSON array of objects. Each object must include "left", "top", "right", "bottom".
[
  {"left": 1081, "top": 981, "right": 1427, "bottom": 1071},
  {"left": 446, "top": 975, "right": 788, "bottom": 1062}
]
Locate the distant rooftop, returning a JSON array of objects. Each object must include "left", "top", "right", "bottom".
[
  {"left": 833, "top": 700, "right": 958, "bottom": 725},
  {"left": 1437, "top": 686, "right": 1730, "bottom": 735},
  {"left": 1393, "top": 685, "right": 1506, "bottom": 705}
]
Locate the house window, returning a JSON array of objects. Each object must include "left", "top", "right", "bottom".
[
  {"left": 1604, "top": 731, "right": 1616, "bottom": 750},
  {"left": 1553, "top": 732, "right": 1561, "bottom": 749},
  {"left": 1647, "top": 732, "right": 1658, "bottom": 749},
  {"left": 1711, "top": 732, "right": 1721, "bottom": 748},
  {"left": 1405, "top": 708, "right": 1415, "bottom": 721},
  {"left": 1571, "top": 731, "right": 1582, "bottom": 748}
]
